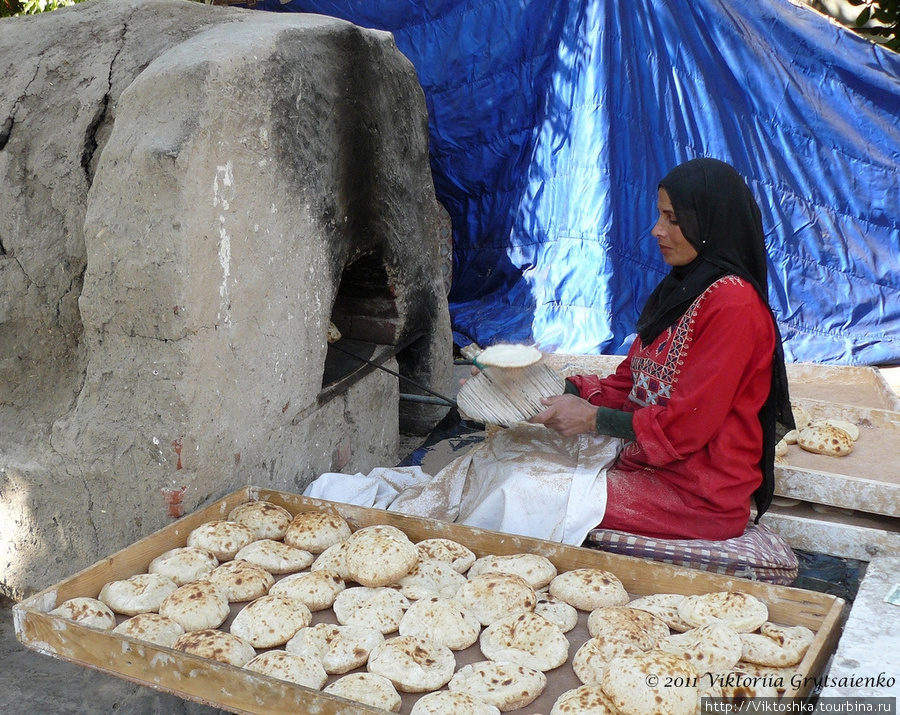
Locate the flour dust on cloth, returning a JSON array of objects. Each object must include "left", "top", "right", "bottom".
[{"left": 394, "top": 424, "right": 622, "bottom": 545}]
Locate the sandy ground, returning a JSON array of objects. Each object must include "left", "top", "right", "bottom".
[{"left": 3, "top": 363, "right": 898, "bottom": 713}]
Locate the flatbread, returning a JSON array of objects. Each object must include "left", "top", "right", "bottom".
[
  {"left": 467, "top": 553, "right": 557, "bottom": 590},
  {"left": 173, "top": 629, "right": 256, "bottom": 667},
  {"left": 678, "top": 592, "right": 768, "bottom": 633},
  {"left": 397, "top": 558, "right": 467, "bottom": 600},
  {"left": 740, "top": 622, "right": 816, "bottom": 667},
  {"left": 332, "top": 586, "right": 410, "bottom": 634},
  {"left": 283, "top": 511, "right": 351, "bottom": 554},
  {"left": 572, "top": 635, "right": 644, "bottom": 686},
  {"left": 587, "top": 606, "right": 670, "bottom": 650},
  {"left": 699, "top": 670, "right": 780, "bottom": 701},
  {"left": 797, "top": 423, "right": 853, "bottom": 456},
  {"left": 550, "top": 685, "right": 618, "bottom": 715},
  {"left": 201, "top": 559, "right": 274, "bottom": 602},
  {"left": 415, "top": 538, "right": 477, "bottom": 574},
  {"left": 229, "top": 594, "right": 312, "bottom": 648},
  {"left": 148, "top": 546, "right": 219, "bottom": 586},
  {"left": 448, "top": 660, "right": 547, "bottom": 712},
  {"left": 410, "top": 690, "right": 502, "bottom": 715},
  {"left": 159, "top": 581, "right": 230, "bottom": 631},
  {"left": 548, "top": 568, "right": 628, "bottom": 611},
  {"left": 534, "top": 591, "right": 578, "bottom": 633},
  {"left": 228, "top": 501, "right": 293, "bottom": 540},
  {"left": 268, "top": 569, "right": 345, "bottom": 611},
  {"left": 628, "top": 593, "right": 692, "bottom": 632},
  {"left": 286, "top": 622, "right": 384, "bottom": 674},
  {"left": 791, "top": 403, "right": 811, "bottom": 429},
  {"left": 456, "top": 572, "right": 536, "bottom": 626},
  {"left": 243, "top": 650, "right": 328, "bottom": 690},
  {"left": 50, "top": 597, "right": 117, "bottom": 630},
  {"left": 366, "top": 634, "right": 456, "bottom": 693},
  {"left": 658, "top": 623, "right": 743, "bottom": 674},
  {"left": 819, "top": 418, "right": 859, "bottom": 441},
  {"left": 479, "top": 611, "right": 569, "bottom": 671},
  {"left": 310, "top": 540, "right": 351, "bottom": 579},
  {"left": 186, "top": 520, "right": 258, "bottom": 561},
  {"left": 600, "top": 651, "right": 699, "bottom": 715},
  {"left": 476, "top": 343, "right": 543, "bottom": 368},
  {"left": 99, "top": 573, "right": 178, "bottom": 616},
  {"left": 343, "top": 524, "right": 419, "bottom": 588},
  {"left": 113, "top": 612, "right": 185, "bottom": 647},
  {"left": 233, "top": 539, "right": 314, "bottom": 574},
  {"left": 323, "top": 672, "right": 402, "bottom": 713},
  {"left": 399, "top": 595, "right": 481, "bottom": 651}
]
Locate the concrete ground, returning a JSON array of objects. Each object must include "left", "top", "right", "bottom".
[{"left": 3, "top": 363, "right": 898, "bottom": 714}]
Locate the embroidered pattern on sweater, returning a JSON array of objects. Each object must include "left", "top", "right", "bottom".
[{"left": 628, "top": 276, "right": 744, "bottom": 407}]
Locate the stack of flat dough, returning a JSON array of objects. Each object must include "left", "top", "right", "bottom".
[{"left": 63, "top": 502, "right": 818, "bottom": 714}]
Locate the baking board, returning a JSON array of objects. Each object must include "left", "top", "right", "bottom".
[
  {"left": 775, "top": 399, "right": 900, "bottom": 517},
  {"left": 15, "top": 487, "right": 845, "bottom": 713}
]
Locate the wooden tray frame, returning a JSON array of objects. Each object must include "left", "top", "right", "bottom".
[{"left": 14, "top": 487, "right": 846, "bottom": 713}]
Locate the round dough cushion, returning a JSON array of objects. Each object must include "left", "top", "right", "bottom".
[
  {"left": 186, "top": 520, "right": 258, "bottom": 561},
  {"left": 333, "top": 586, "right": 410, "bottom": 635},
  {"left": 415, "top": 538, "right": 476, "bottom": 573},
  {"left": 99, "top": 573, "right": 178, "bottom": 616},
  {"left": 550, "top": 685, "right": 619, "bottom": 715},
  {"left": 367, "top": 634, "right": 456, "bottom": 693},
  {"left": 283, "top": 511, "right": 351, "bottom": 554},
  {"left": 343, "top": 525, "right": 419, "bottom": 588},
  {"left": 548, "top": 568, "right": 628, "bottom": 611},
  {"left": 286, "top": 622, "right": 384, "bottom": 674},
  {"left": 323, "top": 673, "right": 402, "bottom": 713},
  {"left": 677, "top": 591, "right": 768, "bottom": 633},
  {"left": 456, "top": 572, "right": 536, "bottom": 626},
  {"left": 228, "top": 501, "right": 293, "bottom": 540},
  {"left": 411, "top": 690, "right": 502, "bottom": 715},
  {"left": 587, "top": 606, "right": 670, "bottom": 650},
  {"left": 399, "top": 595, "right": 481, "bottom": 651},
  {"left": 229, "top": 595, "right": 312, "bottom": 648},
  {"left": 148, "top": 546, "right": 219, "bottom": 586},
  {"left": 173, "top": 629, "right": 256, "bottom": 667},
  {"left": 50, "top": 597, "right": 117, "bottom": 631},
  {"left": 243, "top": 650, "right": 327, "bottom": 690},
  {"left": 201, "top": 560, "right": 274, "bottom": 602},
  {"left": 449, "top": 660, "right": 547, "bottom": 712},
  {"left": 467, "top": 553, "right": 557, "bottom": 590},
  {"left": 113, "top": 612, "right": 185, "bottom": 647},
  {"left": 233, "top": 539, "right": 313, "bottom": 574},
  {"left": 600, "top": 651, "right": 699, "bottom": 715},
  {"left": 159, "top": 581, "right": 229, "bottom": 632},
  {"left": 479, "top": 611, "right": 569, "bottom": 671},
  {"left": 268, "top": 569, "right": 345, "bottom": 611}
]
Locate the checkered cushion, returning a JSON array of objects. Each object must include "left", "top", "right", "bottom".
[{"left": 583, "top": 522, "right": 798, "bottom": 585}]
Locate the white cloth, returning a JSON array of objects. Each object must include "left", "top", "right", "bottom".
[{"left": 302, "top": 424, "right": 622, "bottom": 546}]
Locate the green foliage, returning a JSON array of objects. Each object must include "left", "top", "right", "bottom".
[
  {"left": 848, "top": 0, "right": 900, "bottom": 51},
  {"left": 0, "top": 0, "right": 79, "bottom": 17}
]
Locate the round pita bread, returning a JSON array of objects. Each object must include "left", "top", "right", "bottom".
[
  {"left": 399, "top": 595, "right": 481, "bottom": 651},
  {"left": 410, "top": 690, "right": 502, "bottom": 715},
  {"left": 791, "top": 403, "right": 811, "bottom": 429},
  {"left": 448, "top": 660, "right": 547, "bottom": 712},
  {"left": 572, "top": 635, "right": 644, "bottom": 685},
  {"left": 415, "top": 538, "right": 476, "bottom": 573},
  {"left": 587, "top": 606, "right": 670, "bottom": 650},
  {"left": 456, "top": 572, "right": 536, "bottom": 626},
  {"left": 228, "top": 501, "right": 293, "bottom": 540},
  {"left": 229, "top": 594, "right": 312, "bottom": 648},
  {"left": 479, "top": 611, "right": 569, "bottom": 671},
  {"left": 323, "top": 672, "right": 402, "bottom": 713},
  {"left": 159, "top": 581, "right": 230, "bottom": 631},
  {"left": 740, "top": 622, "right": 815, "bottom": 667},
  {"left": 550, "top": 685, "right": 618, "bottom": 715},
  {"left": 173, "top": 629, "right": 256, "bottom": 667},
  {"left": 797, "top": 424, "right": 854, "bottom": 456},
  {"left": 397, "top": 558, "right": 467, "bottom": 600},
  {"left": 467, "top": 553, "right": 557, "bottom": 590},
  {"left": 333, "top": 586, "right": 410, "bottom": 634},
  {"left": 310, "top": 540, "right": 351, "bottom": 579},
  {"left": 700, "top": 669, "right": 780, "bottom": 701},
  {"left": 243, "top": 650, "right": 327, "bottom": 689},
  {"left": 600, "top": 651, "right": 699, "bottom": 715},
  {"left": 628, "top": 593, "right": 692, "bottom": 632},
  {"left": 50, "top": 597, "right": 117, "bottom": 630},
  {"left": 343, "top": 525, "right": 419, "bottom": 588},
  {"left": 233, "top": 539, "right": 313, "bottom": 574},
  {"left": 548, "top": 568, "right": 628, "bottom": 611},
  {"left": 268, "top": 569, "right": 345, "bottom": 611},
  {"left": 186, "top": 520, "right": 258, "bottom": 561},
  {"left": 99, "top": 573, "right": 178, "bottom": 616},
  {"left": 283, "top": 511, "right": 351, "bottom": 554},
  {"left": 286, "top": 622, "right": 384, "bottom": 674},
  {"left": 201, "top": 560, "right": 274, "bottom": 602},
  {"left": 535, "top": 591, "right": 578, "bottom": 633},
  {"left": 819, "top": 418, "right": 859, "bottom": 441},
  {"left": 783, "top": 429, "right": 800, "bottom": 445},
  {"left": 658, "top": 623, "right": 743, "bottom": 673},
  {"left": 476, "top": 344, "right": 542, "bottom": 368},
  {"left": 113, "top": 612, "right": 185, "bottom": 647},
  {"left": 148, "top": 546, "right": 219, "bottom": 586},
  {"left": 678, "top": 592, "right": 768, "bottom": 633},
  {"left": 367, "top": 634, "right": 456, "bottom": 693}
]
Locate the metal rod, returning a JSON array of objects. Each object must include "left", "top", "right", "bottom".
[{"left": 328, "top": 342, "right": 458, "bottom": 407}]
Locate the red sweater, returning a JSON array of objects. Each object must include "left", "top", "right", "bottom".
[{"left": 567, "top": 276, "right": 775, "bottom": 540}]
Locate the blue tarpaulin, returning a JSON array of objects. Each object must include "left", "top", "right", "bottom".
[{"left": 257, "top": 0, "right": 900, "bottom": 365}]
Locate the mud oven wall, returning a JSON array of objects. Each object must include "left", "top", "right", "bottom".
[{"left": 0, "top": 0, "right": 452, "bottom": 599}]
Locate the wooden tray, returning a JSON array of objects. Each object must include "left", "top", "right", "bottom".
[
  {"left": 775, "top": 399, "right": 900, "bottom": 518},
  {"left": 14, "top": 487, "right": 846, "bottom": 713}
]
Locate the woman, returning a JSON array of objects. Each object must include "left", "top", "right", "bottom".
[{"left": 530, "top": 158, "right": 794, "bottom": 541}]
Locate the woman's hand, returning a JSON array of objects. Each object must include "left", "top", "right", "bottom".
[
  {"left": 529, "top": 394, "right": 597, "bottom": 436},
  {"left": 459, "top": 364, "right": 480, "bottom": 388}
]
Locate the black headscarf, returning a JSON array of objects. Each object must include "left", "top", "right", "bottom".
[{"left": 635, "top": 158, "right": 794, "bottom": 520}]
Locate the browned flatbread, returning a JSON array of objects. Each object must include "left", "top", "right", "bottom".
[
  {"left": 797, "top": 424, "right": 854, "bottom": 457},
  {"left": 50, "top": 597, "right": 117, "bottom": 631},
  {"left": 228, "top": 501, "right": 293, "bottom": 540},
  {"left": 283, "top": 511, "right": 351, "bottom": 554},
  {"left": 159, "top": 581, "right": 230, "bottom": 632},
  {"left": 173, "top": 629, "right": 256, "bottom": 666},
  {"left": 113, "top": 612, "right": 185, "bottom": 647},
  {"left": 201, "top": 560, "right": 274, "bottom": 602},
  {"left": 186, "top": 520, "right": 258, "bottom": 561},
  {"left": 549, "top": 568, "right": 628, "bottom": 611}
]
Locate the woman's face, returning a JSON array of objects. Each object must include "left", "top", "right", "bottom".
[{"left": 652, "top": 188, "right": 698, "bottom": 267}]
